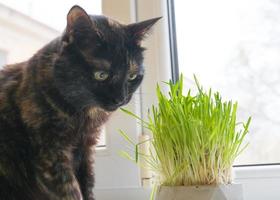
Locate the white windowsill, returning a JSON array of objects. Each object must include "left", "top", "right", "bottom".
[
  {"left": 94, "top": 165, "right": 280, "bottom": 200},
  {"left": 234, "top": 165, "right": 280, "bottom": 179}
]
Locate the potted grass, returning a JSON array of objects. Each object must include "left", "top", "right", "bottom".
[{"left": 120, "top": 75, "right": 251, "bottom": 200}]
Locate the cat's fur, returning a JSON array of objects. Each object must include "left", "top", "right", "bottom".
[{"left": 0, "top": 5, "right": 160, "bottom": 200}]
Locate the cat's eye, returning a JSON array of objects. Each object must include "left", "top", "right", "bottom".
[
  {"left": 128, "top": 73, "right": 138, "bottom": 81},
  {"left": 94, "top": 71, "right": 109, "bottom": 81}
]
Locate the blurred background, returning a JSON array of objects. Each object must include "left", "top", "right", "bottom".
[{"left": 0, "top": 0, "right": 101, "bottom": 63}]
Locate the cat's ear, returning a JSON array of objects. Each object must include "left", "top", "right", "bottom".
[
  {"left": 64, "top": 5, "right": 92, "bottom": 44},
  {"left": 126, "top": 17, "right": 162, "bottom": 44},
  {"left": 67, "top": 5, "right": 91, "bottom": 30}
]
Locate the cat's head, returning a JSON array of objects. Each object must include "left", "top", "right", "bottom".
[{"left": 54, "top": 5, "right": 160, "bottom": 112}]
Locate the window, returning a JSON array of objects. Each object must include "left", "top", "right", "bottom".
[{"left": 174, "top": 0, "right": 280, "bottom": 165}]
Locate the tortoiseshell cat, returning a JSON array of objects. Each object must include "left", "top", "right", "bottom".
[{"left": 0, "top": 5, "right": 160, "bottom": 200}]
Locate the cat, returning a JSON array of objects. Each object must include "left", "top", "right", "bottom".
[{"left": 0, "top": 5, "right": 160, "bottom": 200}]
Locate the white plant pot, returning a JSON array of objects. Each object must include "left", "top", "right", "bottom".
[{"left": 155, "top": 184, "right": 243, "bottom": 200}]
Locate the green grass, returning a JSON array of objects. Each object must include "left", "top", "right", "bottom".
[{"left": 120, "top": 74, "right": 251, "bottom": 187}]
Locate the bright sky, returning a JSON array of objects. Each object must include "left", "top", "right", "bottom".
[{"left": 0, "top": 0, "right": 101, "bottom": 31}]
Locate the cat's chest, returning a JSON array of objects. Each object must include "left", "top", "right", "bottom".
[
  {"left": 86, "top": 107, "right": 110, "bottom": 127},
  {"left": 69, "top": 107, "right": 110, "bottom": 134},
  {"left": 71, "top": 107, "right": 110, "bottom": 169}
]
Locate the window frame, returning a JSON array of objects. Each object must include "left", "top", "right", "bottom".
[
  {"left": 93, "top": 0, "right": 143, "bottom": 190},
  {"left": 171, "top": 0, "right": 280, "bottom": 167},
  {"left": 94, "top": 0, "right": 173, "bottom": 190},
  {"left": 166, "top": 0, "right": 179, "bottom": 83},
  {"left": 168, "top": 0, "right": 280, "bottom": 199},
  {"left": 169, "top": 0, "right": 280, "bottom": 168}
]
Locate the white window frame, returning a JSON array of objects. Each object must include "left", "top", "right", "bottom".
[
  {"left": 94, "top": 0, "right": 280, "bottom": 200},
  {"left": 94, "top": 0, "right": 145, "bottom": 190}
]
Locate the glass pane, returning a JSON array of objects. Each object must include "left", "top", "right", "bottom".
[
  {"left": 0, "top": 1, "right": 106, "bottom": 147},
  {"left": 174, "top": 0, "right": 280, "bottom": 165}
]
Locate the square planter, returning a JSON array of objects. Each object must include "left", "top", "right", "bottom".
[{"left": 156, "top": 184, "right": 243, "bottom": 200}]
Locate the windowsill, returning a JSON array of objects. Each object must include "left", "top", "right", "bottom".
[
  {"left": 234, "top": 164, "right": 280, "bottom": 179},
  {"left": 94, "top": 165, "right": 280, "bottom": 200},
  {"left": 234, "top": 165, "right": 280, "bottom": 200}
]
